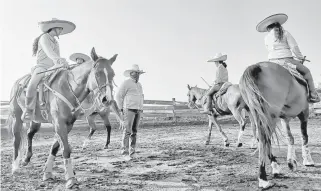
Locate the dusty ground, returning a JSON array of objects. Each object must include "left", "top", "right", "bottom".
[{"left": 1, "top": 116, "right": 321, "bottom": 191}]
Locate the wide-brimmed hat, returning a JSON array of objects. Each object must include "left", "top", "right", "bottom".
[
  {"left": 69, "top": 53, "right": 91, "bottom": 62},
  {"left": 38, "top": 18, "right": 76, "bottom": 35},
  {"left": 207, "top": 53, "right": 227, "bottom": 62},
  {"left": 256, "top": 13, "right": 288, "bottom": 32},
  {"left": 124, "top": 64, "right": 145, "bottom": 77}
]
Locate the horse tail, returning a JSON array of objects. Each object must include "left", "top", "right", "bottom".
[{"left": 239, "top": 64, "right": 275, "bottom": 165}]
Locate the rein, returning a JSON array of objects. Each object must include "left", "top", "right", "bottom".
[{"left": 44, "top": 58, "right": 114, "bottom": 113}]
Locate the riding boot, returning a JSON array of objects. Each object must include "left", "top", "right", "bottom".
[
  {"left": 304, "top": 72, "right": 320, "bottom": 103},
  {"left": 21, "top": 96, "right": 36, "bottom": 122},
  {"left": 201, "top": 95, "right": 214, "bottom": 115}
]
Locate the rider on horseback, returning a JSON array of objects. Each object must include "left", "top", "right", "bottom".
[
  {"left": 69, "top": 53, "right": 91, "bottom": 65},
  {"left": 257, "top": 13, "right": 320, "bottom": 103},
  {"left": 202, "top": 53, "right": 229, "bottom": 115},
  {"left": 21, "top": 18, "right": 76, "bottom": 122}
]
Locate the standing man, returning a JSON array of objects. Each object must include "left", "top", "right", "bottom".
[{"left": 116, "top": 64, "right": 145, "bottom": 157}]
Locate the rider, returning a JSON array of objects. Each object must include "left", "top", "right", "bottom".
[
  {"left": 202, "top": 53, "right": 229, "bottom": 115},
  {"left": 21, "top": 18, "right": 76, "bottom": 122},
  {"left": 256, "top": 13, "right": 320, "bottom": 103},
  {"left": 69, "top": 53, "right": 91, "bottom": 65}
]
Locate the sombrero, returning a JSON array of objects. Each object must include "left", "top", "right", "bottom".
[
  {"left": 38, "top": 18, "right": 76, "bottom": 35},
  {"left": 69, "top": 53, "right": 91, "bottom": 62},
  {"left": 207, "top": 53, "right": 227, "bottom": 62},
  {"left": 124, "top": 64, "right": 145, "bottom": 77},
  {"left": 256, "top": 13, "right": 288, "bottom": 32}
]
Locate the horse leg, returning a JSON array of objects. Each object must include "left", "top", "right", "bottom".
[
  {"left": 231, "top": 108, "right": 246, "bottom": 147},
  {"left": 82, "top": 114, "right": 97, "bottom": 149},
  {"left": 205, "top": 115, "right": 213, "bottom": 145},
  {"left": 281, "top": 118, "right": 297, "bottom": 171},
  {"left": 55, "top": 120, "right": 77, "bottom": 188},
  {"left": 99, "top": 111, "right": 112, "bottom": 149},
  {"left": 258, "top": 140, "right": 275, "bottom": 189},
  {"left": 298, "top": 110, "right": 314, "bottom": 166},
  {"left": 248, "top": 112, "right": 258, "bottom": 149},
  {"left": 22, "top": 122, "right": 41, "bottom": 166},
  {"left": 43, "top": 138, "right": 60, "bottom": 181},
  {"left": 209, "top": 115, "right": 229, "bottom": 147},
  {"left": 11, "top": 112, "right": 24, "bottom": 174}
]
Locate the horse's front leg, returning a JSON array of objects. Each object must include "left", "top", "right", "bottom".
[
  {"left": 298, "top": 110, "right": 315, "bottom": 166},
  {"left": 99, "top": 111, "right": 112, "bottom": 149},
  {"left": 56, "top": 120, "right": 78, "bottom": 189},
  {"left": 82, "top": 114, "right": 97, "bottom": 149},
  {"left": 22, "top": 122, "right": 41, "bottom": 166},
  {"left": 230, "top": 108, "right": 246, "bottom": 147},
  {"left": 209, "top": 115, "right": 229, "bottom": 147},
  {"left": 205, "top": 115, "right": 213, "bottom": 145}
]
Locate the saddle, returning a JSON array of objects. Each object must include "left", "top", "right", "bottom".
[
  {"left": 17, "top": 69, "right": 64, "bottom": 120},
  {"left": 282, "top": 62, "right": 309, "bottom": 92},
  {"left": 209, "top": 82, "right": 233, "bottom": 116}
]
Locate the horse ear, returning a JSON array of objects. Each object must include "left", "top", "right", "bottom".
[
  {"left": 109, "top": 54, "right": 118, "bottom": 65},
  {"left": 187, "top": 84, "right": 191, "bottom": 90},
  {"left": 91, "top": 47, "right": 99, "bottom": 61}
]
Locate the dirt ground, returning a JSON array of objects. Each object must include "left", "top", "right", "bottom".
[{"left": 1, "top": 116, "right": 321, "bottom": 191}]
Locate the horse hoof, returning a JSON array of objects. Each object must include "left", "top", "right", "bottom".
[
  {"left": 258, "top": 179, "right": 275, "bottom": 189},
  {"left": 205, "top": 141, "right": 210, "bottom": 145},
  {"left": 237, "top": 143, "right": 243, "bottom": 147},
  {"left": 11, "top": 162, "right": 20, "bottom": 174},
  {"left": 224, "top": 143, "right": 230, "bottom": 147},
  {"left": 21, "top": 161, "right": 29, "bottom": 166},
  {"left": 104, "top": 145, "right": 108, "bottom": 149},
  {"left": 303, "top": 159, "right": 315, "bottom": 167},
  {"left": 43, "top": 172, "right": 55, "bottom": 181},
  {"left": 65, "top": 177, "right": 78, "bottom": 189},
  {"left": 288, "top": 160, "right": 297, "bottom": 171}
]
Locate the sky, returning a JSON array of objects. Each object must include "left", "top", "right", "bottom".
[{"left": 1, "top": 0, "right": 321, "bottom": 102}]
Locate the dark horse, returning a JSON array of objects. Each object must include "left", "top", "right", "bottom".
[
  {"left": 239, "top": 61, "right": 316, "bottom": 189},
  {"left": 8, "top": 48, "right": 123, "bottom": 188}
]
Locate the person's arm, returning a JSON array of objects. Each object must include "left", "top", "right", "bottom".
[
  {"left": 286, "top": 31, "right": 304, "bottom": 60},
  {"left": 116, "top": 81, "right": 127, "bottom": 112},
  {"left": 39, "top": 34, "right": 68, "bottom": 65}
]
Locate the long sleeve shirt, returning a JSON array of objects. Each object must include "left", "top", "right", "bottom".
[
  {"left": 116, "top": 78, "right": 144, "bottom": 110},
  {"left": 36, "top": 33, "right": 66, "bottom": 69},
  {"left": 213, "top": 64, "right": 228, "bottom": 85},
  {"left": 265, "top": 30, "right": 304, "bottom": 60}
]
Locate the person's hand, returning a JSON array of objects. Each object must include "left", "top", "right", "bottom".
[{"left": 57, "top": 58, "right": 69, "bottom": 69}]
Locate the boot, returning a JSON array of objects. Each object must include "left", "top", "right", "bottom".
[
  {"left": 304, "top": 72, "right": 320, "bottom": 103},
  {"left": 21, "top": 97, "right": 36, "bottom": 122},
  {"left": 201, "top": 95, "right": 214, "bottom": 115}
]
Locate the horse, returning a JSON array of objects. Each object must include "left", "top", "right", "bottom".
[
  {"left": 186, "top": 84, "right": 256, "bottom": 147},
  {"left": 80, "top": 91, "right": 118, "bottom": 150},
  {"left": 239, "top": 61, "right": 316, "bottom": 189},
  {"left": 7, "top": 47, "right": 123, "bottom": 189}
]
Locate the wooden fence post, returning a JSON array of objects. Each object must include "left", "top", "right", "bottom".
[{"left": 172, "top": 98, "right": 177, "bottom": 124}]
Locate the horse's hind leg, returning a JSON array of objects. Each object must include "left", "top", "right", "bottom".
[
  {"left": 11, "top": 113, "right": 24, "bottom": 173},
  {"left": 22, "top": 122, "right": 41, "bottom": 166},
  {"left": 231, "top": 107, "right": 246, "bottom": 147},
  {"left": 205, "top": 115, "right": 213, "bottom": 145},
  {"left": 99, "top": 111, "right": 112, "bottom": 149},
  {"left": 281, "top": 118, "right": 298, "bottom": 171},
  {"left": 82, "top": 114, "right": 97, "bottom": 149},
  {"left": 298, "top": 109, "right": 315, "bottom": 166}
]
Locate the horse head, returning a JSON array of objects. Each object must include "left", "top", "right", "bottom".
[
  {"left": 86, "top": 47, "right": 118, "bottom": 106},
  {"left": 187, "top": 84, "right": 198, "bottom": 109}
]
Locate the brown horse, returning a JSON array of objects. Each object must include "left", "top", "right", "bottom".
[
  {"left": 7, "top": 47, "right": 123, "bottom": 189},
  {"left": 80, "top": 91, "right": 123, "bottom": 150},
  {"left": 187, "top": 84, "right": 256, "bottom": 147},
  {"left": 239, "top": 61, "right": 316, "bottom": 189}
]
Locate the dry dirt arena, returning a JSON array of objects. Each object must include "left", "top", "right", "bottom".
[{"left": 1, "top": 116, "right": 321, "bottom": 191}]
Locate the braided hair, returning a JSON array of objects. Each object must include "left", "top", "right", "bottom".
[
  {"left": 266, "top": 22, "right": 284, "bottom": 42},
  {"left": 32, "top": 28, "right": 53, "bottom": 56},
  {"left": 219, "top": 61, "right": 227, "bottom": 68}
]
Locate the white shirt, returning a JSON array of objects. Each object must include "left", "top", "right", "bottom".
[
  {"left": 116, "top": 78, "right": 144, "bottom": 110},
  {"left": 213, "top": 64, "right": 228, "bottom": 85},
  {"left": 264, "top": 29, "right": 304, "bottom": 60}
]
